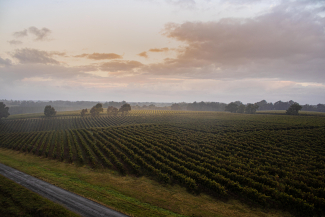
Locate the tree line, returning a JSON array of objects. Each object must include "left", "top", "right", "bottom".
[
  {"left": 1, "top": 99, "right": 324, "bottom": 120},
  {"left": 0, "top": 100, "right": 149, "bottom": 115},
  {"left": 171, "top": 100, "right": 325, "bottom": 113},
  {"left": 45, "top": 103, "right": 132, "bottom": 118}
]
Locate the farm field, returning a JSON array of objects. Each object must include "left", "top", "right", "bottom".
[{"left": 0, "top": 110, "right": 325, "bottom": 217}]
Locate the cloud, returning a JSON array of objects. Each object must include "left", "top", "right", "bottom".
[
  {"left": 11, "top": 48, "right": 62, "bottom": 65},
  {"left": 149, "top": 47, "right": 169, "bottom": 52},
  {"left": 13, "top": 29, "right": 28, "bottom": 38},
  {"left": 49, "top": 51, "right": 66, "bottom": 56},
  {"left": 220, "top": 0, "right": 263, "bottom": 4},
  {"left": 166, "top": 0, "right": 196, "bottom": 9},
  {"left": 8, "top": 40, "right": 23, "bottom": 45},
  {"left": 28, "top": 26, "right": 51, "bottom": 41},
  {"left": 99, "top": 60, "right": 143, "bottom": 72},
  {"left": 1, "top": 60, "right": 324, "bottom": 103},
  {"left": 151, "top": 2, "right": 325, "bottom": 83},
  {"left": 74, "top": 53, "right": 122, "bottom": 60},
  {"left": 12, "top": 27, "right": 52, "bottom": 41},
  {"left": 0, "top": 57, "right": 12, "bottom": 67},
  {"left": 0, "top": 63, "right": 90, "bottom": 84},
  {"left": 137, "top": 47, "right": 170, "bottom": 59},
  {"left": 138, "top": 51, "right": 148, "bottom": 58},
  {"left": 2, "top": 0, "right": 325, "bottom": 103}
]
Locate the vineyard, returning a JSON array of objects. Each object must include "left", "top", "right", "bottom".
[
  {"left": 0, "top": 110, "right": 194, "bottom": 133},
  {"left": 1, "top": 110, "right": 325, "bottom": 216}
]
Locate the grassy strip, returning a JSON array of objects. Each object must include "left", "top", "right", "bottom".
[
  {"left": 0, "top": 149, "right": 292, "bottom": 217},
  {"left": 0, "top": 174, "right": 79, "bottom": 217}
]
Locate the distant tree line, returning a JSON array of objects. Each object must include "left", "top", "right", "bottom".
[
  {"left": 81, "top": 103, "right": 132, "bottom": 117},
  {"left": 224, "top": 102, "right": 259, "bottom": 114},
  {"left": 255, "top": 100, "right": 325, "bottom": 112},
  {"left": 0, "top": 100, "right": 172, "bottom": 115},
  {"left": 170, "top": 100, "right": 325, "bottom": 113},
  {"left": 187, "top": 101, "right": 227, "bottom": 111},
  {"left": 1, "top": 99, "right": 325, "bottom": 116}
]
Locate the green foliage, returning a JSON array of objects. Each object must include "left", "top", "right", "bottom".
[
  {"left": 0, "top": 102, "right": 10, "bottom": 120},
  {"left": 1, "top": 110, "right": 325, "bottom": 216},
  {"left": 0, "top": 174, "right": 78, "bottom": 217},
  {"left": 286, "top": 103, "right": 302, "bottom": 115},
  {"left": 171, "top": 103, "right": 181, "bottom": 110},
  {"left": 237, "top": 104, "right": 245, "bottom": 113},
  {"left": 90, "top": 103, "right": 103, "bottom": 117},
  {"left": 225, "top": 102, "right": 259, "bottom": 114},
  {"left": 80, "top": 108, "right": 88, "bottom": 117},
  {"left": 44, "top": 105, "right": 56, "bottom": 117},
  {"left": 245, "top": 103, "right": 259, "bottom": 114},
  {"left": 225, "top": 102, "right": 238, "bottom": 113},
  {"left": 107, "top": 106, "right": 118, "bottom": 115},
  {"left": 119, "top": 103, "right": 131, "bottom": 115}
]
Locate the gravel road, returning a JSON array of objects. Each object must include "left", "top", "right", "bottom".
[{"left": 0, "top": 163, "right": 129, "bottom": 217}]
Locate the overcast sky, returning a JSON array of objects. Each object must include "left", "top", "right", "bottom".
[{"left": 0, "top": 0, "right": 325, "bottom": 104}]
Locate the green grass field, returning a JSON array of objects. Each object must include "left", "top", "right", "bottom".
[
  {"left": 0, "top": 173, "right": 79, "bottom": 217},
  {"left": 1, "top": 110, "right": 325, "bottom": 216}
]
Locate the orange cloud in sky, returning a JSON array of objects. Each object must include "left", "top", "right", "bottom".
[
  {"left": 99, "top": 60, "right": 143, "bottom": 72},
  {"left": 74, "top": 53, "right": 122, "bottom": 60},
  {"left": 149, "top": 47, "right": 169, "bottom": 52},
  {"left": 137, "top": 51, "right": 148, "bottom": 58}
]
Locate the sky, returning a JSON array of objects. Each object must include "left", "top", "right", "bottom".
[{"left": 0, "top": 0, "right": 325, "bottom": 104}]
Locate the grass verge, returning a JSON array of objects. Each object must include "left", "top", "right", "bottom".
[
  {"left": 0, "top": 148, "right": 292, "bottom": 217},
  {"left": 0, "top": 174, "right": 79, "bottom": 217}
]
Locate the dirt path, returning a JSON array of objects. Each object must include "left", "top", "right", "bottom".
[{"left": 0, "top": 163, "right": 129, "bottom": 217}]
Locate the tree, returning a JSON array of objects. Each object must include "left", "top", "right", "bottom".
[
  {"left": 245, "top": 103, "right": 259, "bottom": 114},
  {"left": 149, "top": 104, "right": 156, "bottom": 109},
  {"left": 0, "top": 102, "right": 10, "bottom": 120},
  {"left": 234, "top": 101, "right": 243, "bottom": 106},
  {"left": 274, "top": 100, "right": 292, "bottom": 110},
  {"left": 90, "top": 103, "right": 103, "bottom": 117},
  {"left": 119, "top": 103, "right": 131, "bottom": 115},
  {"left": 107, "top": 106, "right": 113, "bottom": 114},
  {"left": 225, "top": 102, "right": 238, "bottom": 113},
  {"left": 286, "top": 103, "right": 302, "bottom": 115},
  {"left": 237, "top": 104, "right": 246, "bottom": 113},
  {"left": 107, "top": 106, "right": 118, "bottom": 115},
  {"left": 112, "top": 107, "right": 119, "bottom": 116},
  {"left": 317, "top": 104, "right": 325, "bottom": 112},
  {"left": 44, "top": 105, "right": 56, "bottom": 117},
  {"left": 80, "top": 108, "right": 88, "bottom": 117},
  {"left": 171, "top": 103, "right": 181, "bottom": 110},
  {"left": 255, "top": 100, "right": 274, "bottom": 110}
]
